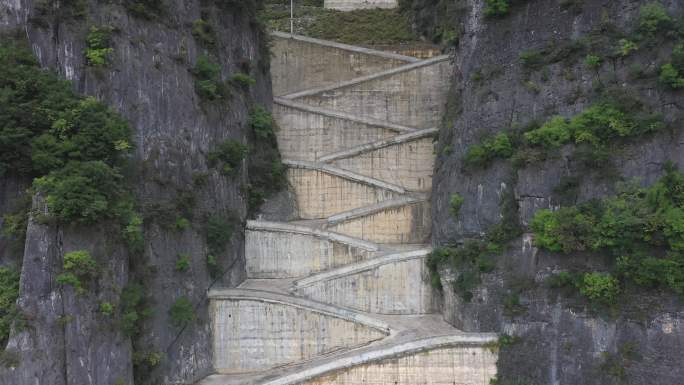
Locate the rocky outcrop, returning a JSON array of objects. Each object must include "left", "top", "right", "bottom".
[
  {"left": 0, "top": 1, "right": 274, "bottom": 384},
  {"left": 406, "top": 0, "right": 684, "bottom": 383}
]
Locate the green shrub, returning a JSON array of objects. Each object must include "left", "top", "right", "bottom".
[
  {"left": 120, "top": 283, "right": 152, "bottom": 337},
  {"left": 34, "top": 161, "right": 124, "bottom": 223},
  {"left": 249, "top": 105, "right": 276, "bottom": 140},
  {"left": 449, "top": 193, "right": 464, "bottom": 217},
  {"left": 230, "top": 73, "right": 256, "bottom": 88},
  {"left": 532, "top": 168, "right": 684, "bottom": 295},
  {"left": 484, "top": 0, "right": 509, "bottom": 18},
  {"left": 124, "top": 0, "right": 164, "bottom": 19},
  {"left": 584, "top": 54, "right": 602, "bottom": 69},
  {"left": 523, "top": 116, "right": 572, "bottom": 149},
  {"left": 616, "top": 39, "right": 638, "bottom": 57},
  {"left": 464, "top": 132, "right": 514, "bottom": 168},
  {"left": 207, "top": 139, "right": 248, "bottom": 175},
  {"left": 579, "top": 272, "right": 619, "bottom": 305},
  {"left": 120, "top": 207, "right": 144, "bottom": 253},
  {"left": 169, "top": 296, "right": 194, "bottom": 328},
  {"left": 174, "top": 217, "right": 190, "bottom": 231},
  {"left": 637, "top": 3, "right": 673, "bottom": 37},
  {"left": 519, "top": 49, "right": 545, "bottom": 70},
  {"left": 191, "top": 19, "right": 215, "bottom": 48},
  {"left": 0, "top": 266, "right": 20, "bottom": 347},
  {"left": 85, "top": 27, "right": 114, "bottom": 67},
  {"left": 99, "top": 301, "right": 114, "bottom": 315},
  {"left": 205, "top": 213, "right": 236, "bottom": 255},
  {"left": 659, "top": 63, "right": 684, "bottom": 88},
  {"left": 56, "top": 250, "right": 99, "bottom": 293},
  {"left": 175, "top": 254, "right": 190, "bottom": 272},
  {"left": 192, "top": 55, "right": 225, "bottom": 100}
]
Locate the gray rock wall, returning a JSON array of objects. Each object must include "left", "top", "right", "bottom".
[
  {"left": 412, "top": 0, "right": 684, "bottom": 383},
  {"left": 0, "top": 0, "right": 274, "bottom": 384}
]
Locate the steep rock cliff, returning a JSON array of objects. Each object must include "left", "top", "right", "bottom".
[
  {"left": 403, "top": 0, "right": 684, "bottom": 383},
  {"left": 0, "top": 1, "right": 280, "bottom": 384}
]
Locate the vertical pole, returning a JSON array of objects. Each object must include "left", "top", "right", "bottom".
[{"left": 290, "top": 0, "right": 294, "bottom": 36}]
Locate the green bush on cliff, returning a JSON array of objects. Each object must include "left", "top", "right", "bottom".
[
  {"left": 191, "top": 19, "right": 216, "bottom": 49},
  {"left": 192, "top": 55, "right": 226, "bottom": 100},
  {"left": 449, "top": 193, "right": 465, "bottom": 217},
  {"left": 56, "top": 250, "right": 99, "bottom": 294},
  {"left": 483, "top": 0, "right": 510, "bottom": 18},
  {"left": 0, "top": 266, "right": 20, "bottom": 347},
  {"left": 207, "top": 139, "right": 248, "bottom": 175},
  {"left": 169, "top": 296, "right": 195, "bottom": 328},
  {"left": 1, "top": 39, "right": 135, "bottom": 226},
  {"left": 464, "top": 132, "right": 514, "bottom": 168},
  {"left": 120, "top": 283, "right": 152, "bottom": 337},
  {"left": 579, "top": 272, "right": 620, "bottom": 304},
  {"left": 530, "top": 166, "right": 684, "bottom": 295},
  {"left": 85, "top": 27, "right": 114, "bottom": 67},
  {"left": 637, "top": 2, "right": 673, "bottom": 37}
]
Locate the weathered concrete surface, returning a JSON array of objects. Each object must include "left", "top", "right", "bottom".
[
  {"left": 294, "top": 249, "right": 437, "bottom": 314},
  {"left": 325, "top": 0, "right": 398, "bottom": 11},
  {"left": 327, "top": 198, "right": 431, "bottom": 243},
  {"left": 245, "top": 220, "right": 378, "bottom": 278},
  {"left": 301, "top": 345, "right": 496, "bottom": 385},
  {"left": 290, "top": 57, "right": 451, "bottom": 128},
  {"left": 274, "top": 98, "right": 410, "bottom": 162},
  {"left": 271, "top": 32, "right": 415, "bottom": 96},
  {"left": 324, "top": 129, "right": 437, "bottom": 191},
  {"left": 286, "top": 162, "right": 402, "bottom": 219},
  {"left": 208, "top": 290, "right": 388, "bottom": 373}
]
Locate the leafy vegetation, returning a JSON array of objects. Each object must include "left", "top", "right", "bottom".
[
  {"left": 85, "top": 27, "right": 114, "bottom": 67},
  {"left": 120, "top": 283, "right": 152, "bottom": 337},
  {"left": 483, "top": 0, "right": 510, "bottom": 18},
  {"left": 168, "top": 296, "right": 194, "bottom": 328},
  {"left": 230, "top": 73, "right": 256, "bottom": 88},
  {"left": 532, "top": 166, "right": 684, "bottom": 298},
  {"left": 462, "top": 95, "right": 665, "bottom": 172},
  {"left": 175, "top": 254, "right": 190, "bottom": 272},
  {"left": 192, "top": 55, "right": 226, "bottom": 101},
  {"left": 56, "top": 250, "right": 99, "bottom": 294},
  {"left": 99, "top": 301, "right": 114, "bottom": 315},
  {"left": 259, "top": 4, "right": 419, "bottom": 46},
  {"left": 245, "top": 106, "right": 287, "bottom": 213},
  {"left": 205, "top": 213, "right": 237, "bottom": 256},
  {"left": 449, "top": 194, "right": 464, "bottom": 217},
  {"left": 124, "top": 0, "right": 165, "bottom": 19},
  {"left": 0, "top": 266, "right": 20, "bottom": 347},
  {"left": 207, "top": 139, "right": 248, "bottom": 175},
  {"left": 428, "top": 185, "right": 522, "bottom": 299},
  {"left": 191, "top": 19, "right": 216, "bottom": 49}
]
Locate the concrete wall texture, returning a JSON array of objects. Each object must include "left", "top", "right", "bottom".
[
  {"left": 245, "top": 222, "right": 376, "bottom": 278},
  {"left": 271, "top": 33, "right": 413, "bottom": 96},
  {"left": 203, "top": 33, "right": 497, "bottom": 385},
  {"left": 301, "top": 345, "right": 497, "bottom": 384},
  {"left": 324, "top": 0, "right": 398, "bottom": 11},
  {"left": 291, "top": 57, "right": 451, "bottom": 128},
  {"left": 211, "top": 298, "right": 386, "bottom": 373}
]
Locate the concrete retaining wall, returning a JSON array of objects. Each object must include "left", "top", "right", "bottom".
[
  {"left": 210, "top": 296, "right": 387, "bottom": 373},
  {"left": 325, "top": 131, "right": 436, "bottom": 192},
  {"left": 287, "top": 166, "right": 400, "bottom": 219},
  {"left": 291, "top": 58, "right": 451, "bottom": 128},
  {"left": 294, "top": 250, "right": 436, "bottom": 314},
  {"left": 274, "top": 100, "right": 405, "bottom": 162},
  {"left": 327, "top": 199, "right": 431, "bottom": 243},
  {"left": 245, "top": 221, "right": 377, "bottom": 278},
  {"left": 325, "top": 0, "right": 398, "bottom": 11},
  {"left": 300, "top": 345, "right": 497, "bottom": 385},
  {"left": 271, "top": 32, "right": 414, "bottom": 96}
]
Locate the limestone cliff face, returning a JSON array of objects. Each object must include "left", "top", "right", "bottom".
[
  {"left": 406, "top": 0, "right": 684, "bottom": 383},
  {"left": 0, "top": 1, "right": 276, "bottom": 384}
]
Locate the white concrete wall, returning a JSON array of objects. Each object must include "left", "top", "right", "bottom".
[
  {"left": 274, "top": 102, "right": 400, "bottom": 161},
  {"left": 325, "top": 0, "right": 398, "bottom": 11},
  {"left": 294, "top": 59, "right": 451, "bottom": 128},
  {"left": 271, "top": 33, "right": 412, "bottom": 96},
  {"left": 211, "top": 299, "right": 386, "bottom": 373},
  {"left": 288, "top": 167, "right": 398, "bottom": 219},
  {"left": 301, "top": 345, "right": 497, "bottom": 385},
  {"left": 294, "top": 252, "right": 436, "bottom": 314},
  {"left": 246, "top": 228, "right": 374, "bottom": 278},
  {"left": 329, "top": 136, "right": 435, "bottom": 192},
  {"left": 327, "top": 200, "right": 431, "bottom": 243}
]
